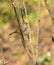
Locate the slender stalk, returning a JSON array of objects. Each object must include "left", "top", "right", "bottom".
[
  {"left": 11, "top": 0, "right": 26, "bottom": 48},
  {"left": 20, "top": 1, "right": 36, "bottom": 65},
  {"left": 35, "top": 0, "right": 41, "bottom": 65},
  {"left": 44, "top": 0, "right": 54, "bottom": 65},
  {"left": 11, "top": 0, "right": 34, "bottom": 59}
]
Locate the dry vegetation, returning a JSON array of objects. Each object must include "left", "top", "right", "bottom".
[{"left": 0, "top": 0, "right": 54, "bottom": 65}]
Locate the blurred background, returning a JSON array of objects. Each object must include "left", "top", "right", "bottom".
[{"left": 0, "top": 0, "right": 52, "bottom": 65}]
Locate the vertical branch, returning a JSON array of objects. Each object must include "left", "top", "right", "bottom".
[
  {"left": 11, "top": 0, "right": 26, "bottom": 49},
  {"left": 44, "top": 0, "right": 54, "bottom": 65},
  {"left": 35, "top": 0, "right": 41, "bottom": 65},
  {"left": 20, "top": 1, "right": 36, "bottom": 65},
  {"left": 51, "top": 24, "right": 54, "bottom": 65},
  {"left": 0, "top": 29, "right": 6, "bottom": 65},
  {"left": 11, "top": 1, "right": 35, "bottom": 64}
]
